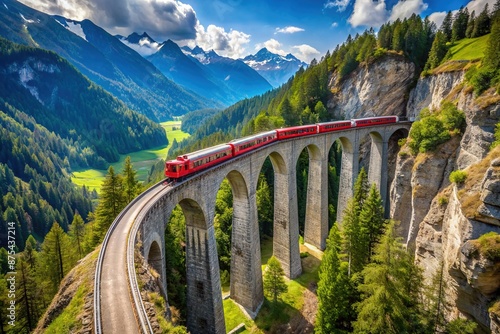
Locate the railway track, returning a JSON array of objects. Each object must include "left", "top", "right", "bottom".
[{"left": 94, "top": 181, "right": 166, "bottom": 334}]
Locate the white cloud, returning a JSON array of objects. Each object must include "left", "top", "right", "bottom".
[
  {"left": 292, "top": 44, "right": 321, "bottom": 63},
  {"left": 348, "top": 0, "right": 388, "bottom": 28},
  {"left": 193, "top": 24, "right": 250, "bottom": 59},
  {"left": 388, "top": 0, "right": 428, "bottom": 22},
  {"left": 18, "top": 0, "right": 199, "bottom": 41},
  {"left": 465, "top": 0, "right": 496, "bottom": 14},
  {"left": 348, "top": 0, "right": 430, "bottom": 28},
  {"left": 275, "top": 26, "right": 305, "bottom": 34},
  {"left": 255, "top": 39, "right": 287, "bottom": 56},
  {"left": 428, "top": 11, "right": 447, "bottom": 28},
  {"left": 324, "top": 0, "right": 351, "bottom": 12},
  {"left": 120, "top": 37, "right": 162, "bottom": 56},
  {"left": 331, "top": 22, "right": 339, "bottom": 28}
]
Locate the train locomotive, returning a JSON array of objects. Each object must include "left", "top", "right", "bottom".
[{"left": 165, "top": 116, "right": 398, "bottom": 180}]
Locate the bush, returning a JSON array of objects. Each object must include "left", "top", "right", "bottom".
[
  {"left": 438, "top": 196, "right": 449, "bottom": 206},
  {"left": 449, "top": 170, "right": 468, "bottom": 184},
  {"left": 466, "top": 65, "right": 498, "bottom": 95},
  {"left": 476, "top": 232, "right": 500, "bottom": 261}
]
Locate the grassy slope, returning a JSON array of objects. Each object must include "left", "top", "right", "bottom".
[
  {"left": 71, "top": 121, "right": 189, "bottom": 192},
  {"left": 224, "top": 238, "right": 321, "bottom": 333},
  {"left": 447, "top": 34, "right": 489, "bottom": 61}
]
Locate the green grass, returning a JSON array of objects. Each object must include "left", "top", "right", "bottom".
[
  {"left": 71, "top": 121, "right": 189, "bottom": 192},
  {"left": 223, "top": 237, "right": 321, "bottom": 333},
  {"left": 44, "top": 285, "right": 87, "bottom": 333},
  {"left": 447, "top": 34, "right": 489, "bottom": 61}
]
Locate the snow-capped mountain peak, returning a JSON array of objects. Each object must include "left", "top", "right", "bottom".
[
  {"left": 242, "top": 48, "right": 306, "bottom": 87},
  {"left": 117, "top": 32, "right": 161, "bottom": 56}
]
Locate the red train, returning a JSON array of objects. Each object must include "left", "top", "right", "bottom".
[{"left": 165, "top": 116, "right": 398, "bottom": 179}]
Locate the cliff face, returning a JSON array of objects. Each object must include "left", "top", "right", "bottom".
[
  {"left": 327, "top": 54, "right": 415, "bottom": 119},
  {"left": 389, "top": 64, "right": 500, "bottom": 330}
]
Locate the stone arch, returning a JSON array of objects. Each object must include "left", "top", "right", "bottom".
[
  {"left": 145, "top": 235, "right": 163, "bottom": 277},
  {"left": 179, "top": 198, "right": 207, "bottom": 229},
  {"left": 267, "top": 151, "right": 288, "bottom": 175}
]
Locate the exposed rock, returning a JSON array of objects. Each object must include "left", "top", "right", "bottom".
[
  {"left": 476, "top": 161, "right": 500, "bottom": 226},
  {"left": 407, "top": 137, "right": 460, "bottom": 246},
  {"left": 456, "top": 89, "right": 500, "bottom": 169},
  {"left": 327, "top": 54, "right": 415, "bottom": 119},
  {"left": 389, "top": 151, "right": 414, "bottom": 237},
  {"left": 406, "top": 69, "right": 464, "bottom": 118},
  {"left": 460, "top": 241, "right": 500, "bottom": 296}
]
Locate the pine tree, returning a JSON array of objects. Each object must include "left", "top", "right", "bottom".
[
  {"left": 94, "top": 166, "right": 126, "bottom": 240},
  {"left": 472, "top": 4, "right": 491, "bottom": 37},
  {"left": 69, "top": 212, "right": 85, "bottom": 259},
  {"left": 40, "top": 222, "right": 72, "bottom": 293},
  {"left": 359, "top": 184, "right": 385, "bottom": 260},
  {"left": 452, "top": 7, "right": 469, "bottom": 42},
  {"left": 122, "top": 156, "right": 140, "bottom": 203},
  {"left": 484, "top": 13, "right": 500, "bottom": 70},
  {"left": 466, "top": 10, "right": 476, "bottom": 38},
  {"left": 441, "top": 11, "right": 453, "bottom": 41},
  {"left": 425, "top": 31, "right": 448, "bottom": 70},
  {"left": 316, "top": 225, "right": 355, "bottom": 333},
  {"left": 263, "top": 256, "right": 288, "bottom": 303},
  {"left": 353, "top": 221, "right": 424, "bottom": 334}
]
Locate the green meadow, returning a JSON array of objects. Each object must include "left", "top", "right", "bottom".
[
  {"left": 71, "top": 121, "right": 189, "bottom": 193},
  {"left": 447, "top": 34, "right": 489, "bottom": 61},
  {"left": 223, "top": 238, "right": 321, "bottom": 333}
]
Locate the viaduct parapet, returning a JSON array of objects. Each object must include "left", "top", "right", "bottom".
[{"left": 136, "top": 123, "right": 410, "bottom": 334}]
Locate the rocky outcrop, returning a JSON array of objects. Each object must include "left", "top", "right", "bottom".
[
  {"left": 327, "top": 54, "right": 415, "bottom": 119},
  {"left": 389, "top": 152, "right": 414, "bottom": 237},
  {"left": 414, "top": 148, "right": 500, "bottom": 332},
  {"left": 406, "top": 137, "right": 461, "bottom": 246},
  {"left": 456, "top": 89, "right": 500, "bottom": 169},
  {"left": 406, "top": 69, "right": 464, "bottom": 118},
  {"left": 477, "top": 158, "right": 500, "bottom": 226}
]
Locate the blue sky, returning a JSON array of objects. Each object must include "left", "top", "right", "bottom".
[{"left": 18, "top": 0, "right": 495, "bottom": 62}]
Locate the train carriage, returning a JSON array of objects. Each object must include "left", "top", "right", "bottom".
[
  {"left": 165, "top": 144, "right": 233, "bottom": 179},
  {"left": 276, "top": 124, "right": 318, "bottom": 140},
  {"left": 317, "top": 120, "right": 353, "bottom": 133},
  {"left": 352, "top": 116, "right": 398, "bottom": 127},
  {"left": 229, "top": 130, "right": 278, "bottom": 157}
]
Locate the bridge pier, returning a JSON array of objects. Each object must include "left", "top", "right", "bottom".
[
  {"left": 368, "top": 134, "right": 389, "bottom": 217},
  {"left": 304, "top": 146, "right": 329, "bottom": 251},
  {"left": 273, "top": 166, "right": 302, "bottom": 279},
  {"left": 229, "top": 172, "right": 263, "bottom": 317},
  {"left": 337, "top": 136, "right": 359, "bottom": 224}
]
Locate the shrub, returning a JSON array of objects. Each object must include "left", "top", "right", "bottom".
[
  {"left": 398, "top": 138, "right": 407, "bottom": 147},
  {"left": 438, "top": 196, "right": 449, "bottom": 206},
  {"left": 491, "top": 122, "right": 500, "bottom": 149},
  {"left": 477, "top": 232, "right": 500, "bottom": 261},
  {"left": 449, "top": 170, "right": 468, "bottom": 184},
  {"left": 466, "top": 65, "right": 498, "bottom": 95}
]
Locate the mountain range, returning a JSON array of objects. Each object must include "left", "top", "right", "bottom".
[
  {"left": 0, "top": 0, "right": 211, "bottom": 121},
  {"left": 117, "top": 32, "right": 275, "bottom": 105}
]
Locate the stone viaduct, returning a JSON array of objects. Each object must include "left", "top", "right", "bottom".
[{"left": 136, "top": 122, "right": 410, "bottom": 334}]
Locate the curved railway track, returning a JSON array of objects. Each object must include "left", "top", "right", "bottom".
[{"left": 94, "top": 181, "right": 166, "bottom": 333}]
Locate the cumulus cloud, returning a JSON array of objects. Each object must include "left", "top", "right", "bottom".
[
  {"left": 331, "top": 22, "right": 339, "bottom": 28},
  {"left": 275, "top": 26, "right": 305, "bottom": 34},
  {"left": 465, "top": 0, "right": 497, "bottom": 14},
  {"left": 324, "top": 0, "right": 351, "bottom": 12},
  {"left": 292, "top": 44, "right": 321, "bottom": 63},
  {"left": 255, "top": 39, "right": 287, "bottom": 55},
  {"left": 120, "top": 37, "right": 162, "bottom": 56},
  {"left": 348, "top": 0, "right": 388, "bottom": 28},
  {"left": 193, "top": 24, "right": 251, "bottom": 59},
  {"left": 428, "top": 11, "right": 447, "bottom": 29},
  {"left": 348, "top": 0, "right": 430, "bottom": 28},
  {"left": 18, "top": 0, "right": 198, "bottom": 41},
  {"left": 388, "top": 0, "right": 428, "bottom": 22}
]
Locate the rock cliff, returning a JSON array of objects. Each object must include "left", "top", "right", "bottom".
[
  {"left": 378, "top": 57, "right": 500, "bottom": 331},
  {"left": 327, "top": 54, "right": 415, "bottom": 120}
]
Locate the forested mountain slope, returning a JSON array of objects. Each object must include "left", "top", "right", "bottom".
[{"left": 0, "top": 0, "right": 212, "bottom": 121}]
